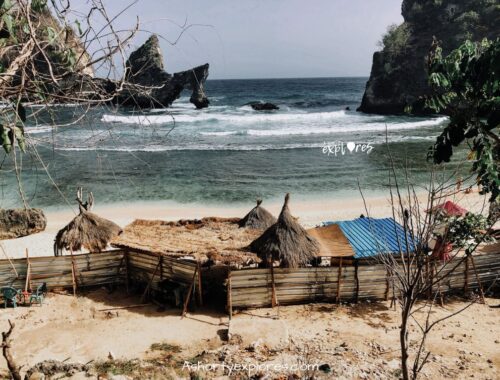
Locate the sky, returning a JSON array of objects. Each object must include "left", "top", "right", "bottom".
[{"left": 87, "top": 0, "right": 404, "bottom": 80}]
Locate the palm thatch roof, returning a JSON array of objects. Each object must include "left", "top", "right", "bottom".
[
  {"left": 112, "top": 217, "right": 262, "bottom": 267},
  {"left": 54, "top": 210, "right": 122, "bottom": 256},
  {"left": 249, "top": 193, "right": 320, "bottom": 268},
  {"left": 238, "top": 199, "right": 276, "bottom": 229}
]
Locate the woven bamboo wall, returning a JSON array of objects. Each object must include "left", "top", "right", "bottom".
[
  {"left": 0, "top": 250, "right": 126, "bottom": 290},
  {"left": 0, "top": 250, "right": 199, "bottom": 294},
  {"left": 126, "top": 250, "right": 198, "bottom": 291},
  {"left": 228, "top": 252, "right": 500, "bottom": 311}
]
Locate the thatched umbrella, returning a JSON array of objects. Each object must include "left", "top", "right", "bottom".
[
  {"left": 238, "top": 199, "right": 276, "bottom": 229},
  {"left": 249, "top": 193, "right": 319, "bottom": 268},
  {"left": 54, "top": 189, "right": 122, "bottom": 256}
]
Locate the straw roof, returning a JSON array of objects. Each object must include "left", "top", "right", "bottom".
[
  {"left": 112, "top": 217, "right": 261, "bottom": 266},
  {"left": 238, "top": 199, "right": 276, "bottom": 229},
  {"left": 307, "top": 224, "right": 355, "bottom": 258},
  {"left": 54, "top": 210, "right": 122, "bottom": 256},
  {"left": 249, "top": 193, "right": 320, "bottom": 268}
]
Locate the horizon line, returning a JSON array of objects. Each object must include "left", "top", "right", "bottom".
[{"left": 207, "top": 75, "right": 369, "bottom": 81}]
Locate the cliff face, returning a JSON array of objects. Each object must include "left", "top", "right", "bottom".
[
  {"left": 0, "top": 7, "right": 94, "bottom": 79},
  {"left": 358, "top": 0, "right": 500, "bottom": 115}
]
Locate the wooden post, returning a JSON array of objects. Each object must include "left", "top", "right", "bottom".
[
  {"left": 384, "top": 268, "right": 390, "bottom": 301},
  {"left": 464, "top": 255, "right": 469, "bottom": 293},
  {"left": 125, "top": 251, "right": 130, "bottom": 294},
  {"left": 196, "top": 261, "right": 203, "bottom": 307},
  {"left": 336, "top": 257, "right": 343, "bottom": 303},
  {"left": 140, "top": 259, "right": 161, "bottom": 303},
  {"left": 227, "top": 270, "right": 233, "bottom": 320},
  {"left": 269, "top": 255, "right": 278, "bottom": 308},
  {"left": 0, "top": 243, "right": 18, "bottom": 278},
  {"left": 181, "top": 266, "right": 198, "bottom": 318},
  {"left": 354, "top": 259, "right": 359, "bottom": 303},
  {"left": 469, "top": 255, "right": 485, "bottom": 303},
  {"left": 69, "top": 249, "right": 77, "bottom": 296},
  {"left": 427, "top": 256, "right": 433, "bottom": 300},
  {"left": 24, "top": 249, "right": 31, "bottom": 293}
]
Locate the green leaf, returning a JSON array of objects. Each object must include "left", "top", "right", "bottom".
[
  {"left": 0, "top": 125, "right": 12, "bottom": 153},
  {"left": 13, "top": 126, "right": 25, "bottom": 152},
  {"left": 31, "top": 0, "right": 47, "bottom": 12},
  {"left": 75, "top": 19, "right": 83, "bottom": 36},
  {"left": 2, "top": 14, "right": 13, "bottom": 36},
  {"left": 46, "top": 27, "right": 57, "bottom": 44}
]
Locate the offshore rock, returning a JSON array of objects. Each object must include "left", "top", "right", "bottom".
[
  {"left": 248, "top": 102, "right": 279, "bottom": 111},
  {"left": 120, "top": 35, "right": 209, "bottom": 109}
]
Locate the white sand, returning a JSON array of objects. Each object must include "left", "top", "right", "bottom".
[{"left": 0, "top": 191, "right": 490, "bottom": 259}]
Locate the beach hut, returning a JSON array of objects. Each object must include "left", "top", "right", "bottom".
[
  {"left": 249, "top": 193, "right": 320, "bottom": 268},
  {"left": 322, "top": 217, "right": 416, "bottom": 259},
  {"left": 238, "top": 199, "right": 276, "bottom": 229},
  {"left": 307, "top": 223, "right": 355, "bottom": 264},
  {"left": 427, "top": 200, "right": 468, "bottom": 218},
  {"left": 54, "top": 189, "right": 122, "bottom": 256}
]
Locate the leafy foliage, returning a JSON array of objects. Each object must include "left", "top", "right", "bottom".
[
  {"left": 426, "top": 38, "right": 500, "bottom": 201},
  {"left": 379, "top": 23, "right": 411, "bottom": 58},
  {"left": 446, "top": 212, "right": 492, "bottom": 253}
]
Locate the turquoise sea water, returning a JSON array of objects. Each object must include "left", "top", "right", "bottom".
[{"left": 0, "top": 77, "right": 464, "bottom": 209}]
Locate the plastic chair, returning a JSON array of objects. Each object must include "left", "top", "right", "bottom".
[
  {"left": 29, "top": 283, "right": 47, "bottom": 306},
  {"left": 1, "top": 287, "right": 20, "bottom": 308}
]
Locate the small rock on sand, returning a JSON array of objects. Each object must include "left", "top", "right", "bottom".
[{"left": 228, "top": 318, "right": 289, "bottom": 350}]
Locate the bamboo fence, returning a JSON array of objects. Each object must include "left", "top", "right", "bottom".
[{"left": 227, "top": 252, "right": 500, "bottom": 315}]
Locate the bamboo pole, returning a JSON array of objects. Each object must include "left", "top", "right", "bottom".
[
  {"left": 227, "top": 270, "right": 233, "bottom": 320},
  {"left": 464, "top": 255, "right": 469, "bottom": 292},
  {"left": 24, "top": 249, "right": 31, "bottom": 292},
  {"left": 140, "top": 259, "right": 161, "bottom": 303},
  {"left": 0, "top": 243, "right": 18, "bottom": 278},
  {"left": 181, "top": 266, "right": 198, "bottom": 318},
  {"left": 269, "top": 255, "right": 278, "bottom": 308},
  {"left": 125, "top": 251, "right": 130, "bottom": 294},
  {"left": 197, "top": 261, "right": 203, "bottom": 307},
  {"left": 384, "top": 268, "right": 390, "bottom": 301},
  {"left": 469, "top": 254, "right": 485, "bottom": 303},
  {"left": 354, "top": 259, "right": 359, "bottom": 303},
  {"left": 69, "top": 249, "right": 77, "bottom": 296},
  {"left": 336, "top": 257, "right": 343, "bottom": 303}
]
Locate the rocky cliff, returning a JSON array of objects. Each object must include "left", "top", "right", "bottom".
[
  {"left": 358, "top": 0, "right": 500, "bottom": 115},
  {"left": 0, "top": 5, "right": 209, "bottom": 109}
]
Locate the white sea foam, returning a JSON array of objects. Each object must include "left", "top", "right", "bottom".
[
  {"left": 198, "top": 116, "right": 448, "bottom": 137},
  {"left": 24, "top": 125, "right": 54, "bottom": 134},
  {"left": 101, "top": 109, "right": 350, "bottom": 125}
]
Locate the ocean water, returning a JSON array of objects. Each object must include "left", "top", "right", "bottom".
[{"left": 0, "top": 77, "right": 463, "bottom": 209}]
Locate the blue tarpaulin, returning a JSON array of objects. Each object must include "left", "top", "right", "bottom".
[{"left": 323, "top": 217, "right": 416, "bottom": 258}]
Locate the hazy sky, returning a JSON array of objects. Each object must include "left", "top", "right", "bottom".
[{"left": 95, "top": 0, "right": 403, "bottom": 79}]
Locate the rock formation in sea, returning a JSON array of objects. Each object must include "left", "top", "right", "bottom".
[
  {"left": 0, "top": 6, "right": 209, "bottom": 109},
  {"left": 358, "top": 0, "right": 500, "bottom": 115},
  {"left": 247, "top": 102, "right": 280, "bottom": 111},
  {"left": 0, "top": 209, "right": 47, "bottom": 239},
  {"left": 120, "top": 35, "right": 209, "bottom": 109}
]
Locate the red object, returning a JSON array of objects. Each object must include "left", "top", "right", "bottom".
[
  {"left": 432, "top": 237, "right": 452, "bottom": 261},
  {"left": 429, "top": 201, "right": 468, "bottom": 217}
]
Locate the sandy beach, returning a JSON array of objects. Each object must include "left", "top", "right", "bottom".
[
  {"left": 1, "top": 190, "right": 490, "bottom": 259},
  {"left": 0, "top": 289, "right": 498, "bottom": 379}
]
